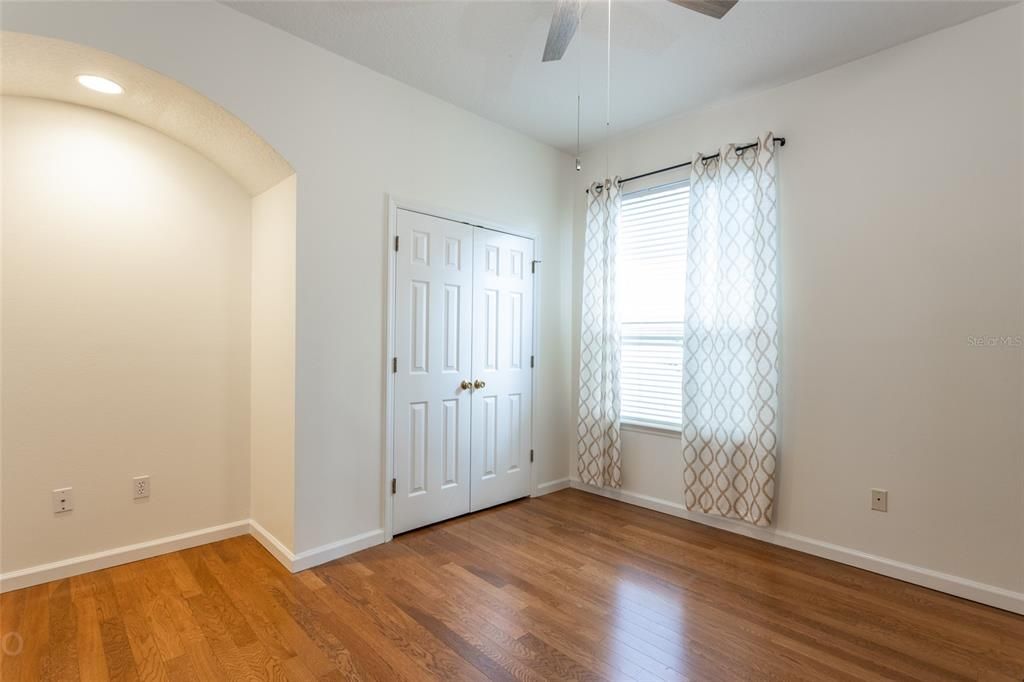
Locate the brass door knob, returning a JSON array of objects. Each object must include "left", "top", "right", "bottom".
[
  {"left": 473, "top": 379, "right": 486, "bottom": 389},
  {"left": 460, "top": 380, "right": 473, "bottom": 391}
]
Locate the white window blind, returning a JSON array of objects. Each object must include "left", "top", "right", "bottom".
[{"left": 618, "top": 181, "right": 689, "bottom": 430}]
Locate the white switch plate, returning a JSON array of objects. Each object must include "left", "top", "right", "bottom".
[
  {"left": 133, "top": 475, "right": 150, "bottom": 499},
  {"left": 871, "top": 488, "right": 888, "bottom": 512},
  {"left": 52, "top": 487, "right": 74, "bottom": 513}
]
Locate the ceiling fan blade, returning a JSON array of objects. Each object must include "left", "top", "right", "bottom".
[
  {"left": 542, "top": 0, "right": 582, "bottom": 62},
  {"left": 667, "top": 0, "right": 739, "bottom": 19}
]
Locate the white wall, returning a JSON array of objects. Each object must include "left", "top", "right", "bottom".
[
  {"left": 573, "top": 5, "right": 1024, "bottom": 596},
  {"left": 250, "top": 174, "right": 299, "bottom": 548},
  {"left": 1, "top": 96, "right": 253, "bottom": 572},
  {"left": 250, "top": 174, "right": 297, "bottom": 549},
  {"left": 3, "top": 1, "right": 575, "bottom": 556}
]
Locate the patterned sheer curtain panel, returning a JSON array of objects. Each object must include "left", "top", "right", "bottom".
[
  {"left": 682, "top": 133, "right": 781, "bottom": 526},
  {"left": 577, "top": 178, "right": 623, "bottom": 489}
]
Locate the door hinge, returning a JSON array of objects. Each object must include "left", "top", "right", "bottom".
[
  {"left": 530, "top": 355, "right": 535, "bottom": 369},
  {"left": 391, "top": 478, "right": 397, "bottom": 495},
  {"left": 392, "top": 357, "right": 397, "bottom": 373},
  {"left": 394, "top": 235, "right": 400, "bottom": 251},
  {"left": 530, "top": 449, "right": 534, "bottom": 463}
]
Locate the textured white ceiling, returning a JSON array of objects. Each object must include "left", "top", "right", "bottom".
[
  {"left": 225, "top": 0, "right": 1011, "bottom": 152},
  {"left": 1, "top": 31, "right": 293, "bottom": 195}
]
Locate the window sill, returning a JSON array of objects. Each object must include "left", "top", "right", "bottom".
[{"left": 621, "top": 422, "right": 681, "bottom": 439}]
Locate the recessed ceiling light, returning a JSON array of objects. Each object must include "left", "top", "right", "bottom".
[{"left": 76, "top": 74, "right": 123, "bottom": 95}]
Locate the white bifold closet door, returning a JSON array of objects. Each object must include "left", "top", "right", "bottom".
[
  {"left": 469, "top": 228, "right": 534, "bottom": 512},
  {"left": 393, "top": 210, "right": 474, "bottom": 534},
  {"left": 393, "top": 209, "right": 533, "bottom": 534}
]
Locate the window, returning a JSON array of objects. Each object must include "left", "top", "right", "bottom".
[{"left": 618, "top": 180, "right": 689, "bottom": 430}]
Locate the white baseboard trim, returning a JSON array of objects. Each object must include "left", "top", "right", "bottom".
[
  {"left": 290, "top": 529, "right": 386, "bottom": 572},
  {"left": 2, "top": 520, "right": 389, "bottom": 593},
  {"left": 533, "top": 477, "right": 571, "bottom": 496},
  {"left": 249, "top": 519, "right": 297, "bottom": 569},
  {"left": 250, "top": 521, "right": 385, "bottom": 572},
  {"left": 570, "top": 480, "right": 1024, "bottom": 616},
  {"left": 0, "top": 520, "right": 250, "bottom": 593}
]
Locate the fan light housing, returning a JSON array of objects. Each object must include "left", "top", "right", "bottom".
[{"left": 76, "top": 74, "right": 124, "bottom": 95}]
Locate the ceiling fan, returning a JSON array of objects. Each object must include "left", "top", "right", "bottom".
[{"left": 542, "top": 0, "right": 738, "bottom": 62}]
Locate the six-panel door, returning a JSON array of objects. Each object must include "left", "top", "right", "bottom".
[
  {"left": 393, "top": 209, "right": 534, "bottom": 533},
  {"left": 470, "top": 229, "right": 534, "bottom": 512},
  {"left": 393, "top": 210, "right": 475, "bottom": 534}
]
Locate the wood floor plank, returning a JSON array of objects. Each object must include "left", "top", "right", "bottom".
[
  {"left": 74, "top": 590, "right": 111, "bottom": 682},
  {"left": 11, "top": 585, "right": 48, "bottom": 682},
  {"left": 313, "top": 560, "right": 490, "bottom": 681},
  {"left": 43, "top": 579, "right": 80, "bottom": 681},
  {"left": 366, "top": 557, "right": 553, "bottom": 681},
  {"left": 3, "top": 489, "right": 1023, "bottom": 681},
  {"left": 99, "top": 614, "right": 141, "bottom": 681}
]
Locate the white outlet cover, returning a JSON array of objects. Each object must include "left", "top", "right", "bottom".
[
  {"left": 871, "top": 488, "right": 888, "bottom": 512},
  {"left": 52, "top": 487, "right": 74, "bottom": 513},
  {"left": 133, "top": 475, "right": 150, "bottom": 499}
]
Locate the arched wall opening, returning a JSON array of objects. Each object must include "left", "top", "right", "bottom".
[
  {"left": 1, "top": 33, "right": 297, "bottom": 584},
  {"left": 1, "top": 1, "right": 578, "bottom": 584}
]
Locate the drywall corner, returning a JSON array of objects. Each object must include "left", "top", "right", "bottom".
[{"left": 250, "top": 173, "right": 297, "bottom": 551}]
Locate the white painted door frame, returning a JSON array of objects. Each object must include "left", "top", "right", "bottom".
[{"left": 383, "top": 196, "right": 541, "bottom": 541}]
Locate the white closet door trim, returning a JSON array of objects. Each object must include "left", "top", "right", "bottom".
[{"left": 384, "top": 196, "right": 542, "bottom": 540}]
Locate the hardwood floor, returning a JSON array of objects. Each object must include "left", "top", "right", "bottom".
[{"left": 3, "top": 489, "right": 1023, "bottom": 681}]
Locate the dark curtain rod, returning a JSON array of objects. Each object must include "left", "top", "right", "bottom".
[{"left": 586, "top": 136, "right": 786, "bottom": 193}]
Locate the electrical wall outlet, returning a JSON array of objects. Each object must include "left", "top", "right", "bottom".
[
  {"left": 871, "top": 488, "right": 888, "bottom": 512},
  {"left": 52, "top": 487, "right": 74, "bottom": 513},
  {"left": 133, "top": 475, "right": 150, "bottom": 500}
]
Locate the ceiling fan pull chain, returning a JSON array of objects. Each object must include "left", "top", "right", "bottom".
[{"left": 605, "top": 0, "right": 612, "bottom": 181}]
